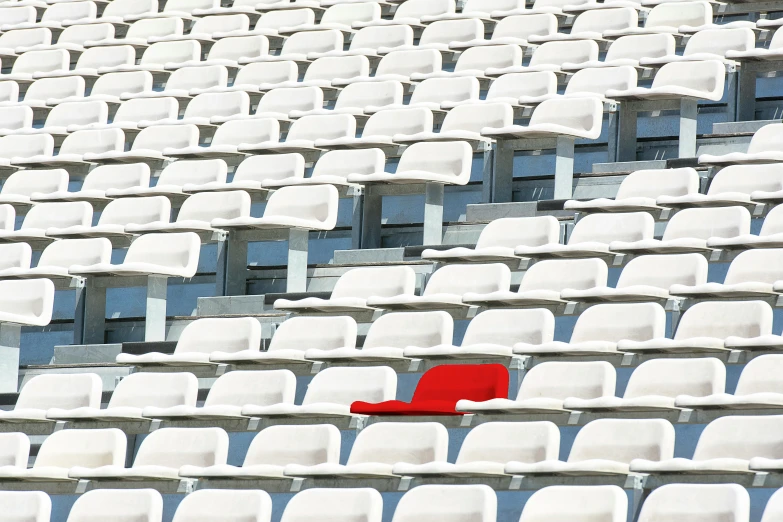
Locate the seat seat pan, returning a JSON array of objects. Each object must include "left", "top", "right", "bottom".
[
  {"left": 699, "top": 152, "right": 783, "bottom": 166},
  {"left": 674, "top": 392, "right": 783, "bottom": 409},
  {"left": 0, "top": 466, "right": 71, "bottom": 481},
  {"left": 304, "top": 346, "right": 406, "bottom": 361},
  {"left": 350, "top": 399, "right": 462, "bottom": 415},
  {"left": 241, "top": 402, "right": 352, "bottom": 417},
  {"left": 513, "top": 340, "right": 619, "bottom": 355},
  {"left": 455, "top": 397, "right": 565, "bottom": 414},
  {"left": 724, "top": 334, "right": 783, "bottom": 350},
  {"left": 564, "top": 197, "right": 661, "bottom": 213},
  {"left": 365, "top": 293, "right": 466, "bottom": 310},
  {"left": 403, "top": 343, "right": 512, "bottom": 358},
  {"left": 505, "top": 459, "right": 631, "bottom": 475},
  {"left": 45, "top": 406, "right": 144, "bottom": 421},
  {"left": 462, "top": 289, "right": 566, "bottom": 307},
  {"left": 617, "top": 337, "right": 728, "bottom": 353},
  {"left": 609, "top": 238, "right": 711, "bottom": 254},
  {"left": 669, "top": 282, "right": 777, "bottom": 299},
  {"left": 421, "top": 246, "right": 518, "bottom": 263},
  {"left": 69, "top": 464, "right": 181, "bottom": 480},
  {"left": 179, "top": 463, "right": 286, "bottom": 479},
  {"left": 273, "top": 296, "right": 372, "bottom": 313},
  {"left": 514, "top": 242, "right": 611, "bottom": 258},
  {"left": 392, "top": 461, "right": 506, "bottom": 477},
  {"left": 560, "top": 285, "right": 670, "bottom": 302},
  {"left": 141, "top": 404, "right": 245, "bottom": 419},
  {"left": 283, "top": 462, "right": 396, "bottom": 478},
  {"left": 115, "top": 351, "right": 213, "bottom": 366},
  {"left": 563, "top": 395, "right": 677, "bottom": 411},
  {"left": 629, "top": 457, "right": 750, "bottom": 474},
  {"left": 209, "top": 349, "right": 304, "bottom": 364}
]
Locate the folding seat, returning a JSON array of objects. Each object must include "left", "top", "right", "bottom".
[
  {"left": 273, "top": 265, "right": 416, "bottom": 313},
  {"left": 238, "top": 114, "right": 354, "bottom": 156},
  {"left": 562, "top": 33, "right": 676, "bottom": 71},
  {"left": 215, "top": 9, "right": 314, "bottom": 41},
  {"left": 366, "top": 263, "right": 510, "bottom": 311},
  {"left": 292, "top": 81, "right": 401, "bottom": 119},
  {"left": 0, "top": 201, "right": 90, "bottom": 245},
  {"left": 264, "top": 148, "right": 383, "bottom": 188},
  {"left": 75, "top": 97, "right": 178, "bottom": 133},
  {"left": 350, "top": 363, "right": 508, "bottom": 415},
  {"left": 364, "top": 77, "right": 480, "bottom": 113},
  {"left": 609, "top": 206, "right": 751, "bottom": 255},
  {"left": 0, "top": 491, "right": 50, "bottom": 522},
  {"left": 502, "top": 0, "right": 593, "bottom": 17},
  {"left": 641, "top": 27, "right": 755, "bottom": 67},
  {"left": 116, "top": 317, "right": 260, "bottom": 367},
  {"left": 32, "top": 163, "right": 150, "bottom": 204},
  {"left": 0, "top": 373, "right": 101, "bottom": 423},
  {"left": 70, "top": 427, "right": 228, "bottom": 480},
  {"left": 15, "top": 100, "right": 108, "bottom": 137},
  {"left": 531, "top": 8, "right": 638, "bottom": 43},
  {"left": 248, "top": 86, "right": 324, "bottom": 120},
  {"left": 675, "top": 354, "right": 783, "bottom": 410},
  {"left": 316, "top": 107, "right": 433, "bottom": 149},
  {"left": 603, "top": 1, "right": 709, "bottom": 38},
  {"left": 94, "top": 0, "right": 158, "bottom": 25},
  {"left": 518, "top": 302, "right": 667, "bottom": 355},
  {"left": 304, "top": 310, "right": 452, "bottom": 362},
  {"left": 426, "top": 0, "right": 525, "bottom": 22},
  {"left": 10, "top": 128, "right": 124, "bottom": 170},
  {"left": 0, "top": 279, "right": 54, "bottom": 330},
  {"left": 397, "top": 103, "right": 515, "bottom": 148},
  {"left": 278, "top": 489, "right": 382, "bottom": 522},
  {"left": 636, "top": 484, "right": 749, "bottom": 522},
  {"left": 260, "top": 55, "right": 370, "bottom": 90},
  {"left": 727, "top": 25, "right": 783, "bottom": 65},
  {"left": 708, "top": 203, "right": 783, "bottom": 250},
  {"left": 565, "top": 167, "right": 700, "bottom": 213},
  {"left": 172, "top": 490, "right": 273, "bottom": 522},
  {"left": 0, "top": 428, "right": 126, "bottom": 481},
  {"left": 241, "top": 366, "right": 397, "bottom": 418},
  {"left": 353, "top": 0, "right": 454, "bottom": 29},
  {"left": 422, "top": 216, "right": 560, "bottom": 264},
  {"left": 65, "top": 489, "right": 161, "bottom": 522},
  {"left": 142, "top": 370, "right": 296, "bottom": 421},
  {"left": 0, "top": 78, "right": 82, "bottom": 113},
  {"left": 180, "top": 35, "right": 269, "bottom": 70},
  {"left": 606, "top": 59, "right": 726, "bottom": 100},
  {"left": 183, "top": 153, "right": 304, "bottom": 194},
  {"left": 505, "top": 418, "right": 674, "bottom": 476},
  {"left": 534, "top": 65, "right": 637, "bottom": 104},
  {"left": 0, "top": 28, "right": 52, "bottom": 56},
  {"left": 285, "top": 423, "right": 447, "bottom": 478},
  {"left": 630, "top": 415, "right": 783, "bottom": 474},
  {"left": 456, "top": 361, "right": 615, "bottom": 414},
  {"left": 465, "top": 259, "right": 607, "bottom": 308},
  {"left": 518, "top": 486, "right": 628, "bottom": 522},
  {"left": 669, "top": 249, "right": 783, "bottom": 299},
  {"left": 283, "top": 2, "right": 381, "bottom": 35},
  {"left": 562, "top": 253, "right": 707, "bottom": 302},
  {"left": 0, "top": 243, "right": 31, "bottom": 271},
  {"left": 33, "top": 45, "right": 135, "bottom": 80},
  {"left": 390, "top": 485, "right": 496, "bottom": 522},
  {"left": 12, "top": 1, "right": 97, "bottom": 31},
  {"left": 515, "top": 212, "right": 653, "bottom": 259},
  {"left": 566, "top": 357, "right": 725, "bottom": 412},
  {"left": 404, "top": 308, "right": 556, "bottom": 359},
  {"left": 66, "top": 71, "right": 153, "bottom": 105},
  {"left": 700, "top": 124, "right": 783, "bottom": 167},
  {"left": 307, "top": 25, "right": 413, "bottom": 60},
  {"left": 0, "top": 135, "right": 54, "bottom": 174},
  {"left": 127, "top": 190, "right": 251, "bottom": 235},
  {"left": 46, "top": 372, "right": 197, "bottom": 422},
  {"left": 154, "top": 14, "right": 250, "bottom": 43},
  {"left": 0, "top": 168, "right": 67, "bottom": 208},
  {"left": 125, "top": 0, "right": 218, "bottom": 21},
  {"left": 0, "top": 433, "right": 28, "bottom": 470},
  {"left": 246, "top": 29, "right": 342, "bottom": 63},
  {"left": 0, "top": 6, "right": 36, "bottom": 31},
  {"left": 86, "top": 19, "right": 186, "bottom": 52},
  {"left": 197, "top": 61, "right": 296, "bottom": 96},
  {"left": 138, "top": 92, "right": 249, "bottom": 128},
  {"left": 2, "top": 49, "right": 69, "bottom": 83},
  {"left": 70, "top": 231, "right": 200, "bottom": 277},
  {"left": 0, "top": 81, "right": 18, "bottom": 105},
  {"left": 445, "top": 71, "right": 559, "bottom": 109},
  {"left": 387, "top": 19, "right": 483, "bottom": 53},
  {"left": 124, "top": 65, "right": 228, "bottom": 101},
  {"left": 412, "top": 45, "right": 524, "bottom": 82},
  {"left": 83, "top": 124, "right": 198, "bottom": 164},
  {"left": 98, "top": 40, "right": 201, "bottom": 75},
  {"left": 618, "top": 300, "right": 772, "bottom": 353},
  {"left": 486, "top": 40, "right": 600, "bottom": 75},
  {"left": 395, "top": 422, "right": 559, "bottom": 478},
  {"left": 451, "top": 14, "right": 558, "bottom": 51},
  {"left": 333, "top": 49, "right": 442, "bottom": 86},
  {"left": 0, "top": 237, "right": 111, "bottom": 280},
  {"left": 180, "top": 424, "right": 339, "bottom": 479}
]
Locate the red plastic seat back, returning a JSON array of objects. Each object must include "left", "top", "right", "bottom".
[{"left": 410, "top": 364, "right": 509, "bottom": 404}]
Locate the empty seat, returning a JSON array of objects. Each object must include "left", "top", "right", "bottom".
[
  {"left": 251, "top": 86, "right": 324, "bottom": 120},
  {"left": 367, "top": 263, "right": 510, "bottom": 310},
  {"left": 603, "top": 1, "right": 711, "bottom": 37},
  {"left": 392, "top": 18, "right": 483, "bottom": 52},
  {"left": 82, "top": 97, "right": 179, "bottom": 132},
  {"left": 515, "top": 302, "right": 666, "bottom": 356},
  {"left": 0, "top": 237, "right": 111, "bottom": 280},
  {"left": 567, "top": 357, "right": 725, "bottom": 411},
  {"left": 609, "top": 206, "right": 751, "bottom": 254},
  {"left": 70, "top": 427, "right": 228, "bottom": 480},
  {"left": 35, "top": 45, "right": 135, "bottom": 79},
  {"left": 351, "top": 364, "right": 508, "bottom": 415},
  {"left": 506, "top": 418, "right": 675, "bottom": 475},
  {"left": 74, "top": 71, "right": 153, "bottom": 104},
  {"left": 516, "top": 212, "right": 654, "bottom": 259},
  {"left": 98, "top": 40, "right": 201, "bottom": 74},
  {"left": 531, "top": 8, "right": 638, "bottom": 43},
  {"left": 0, "top": 7, "right": 36, "bottom": 31},
  {"left": 248, "top": 29, "right": 341, "bottom": 62},
  {"left": 65, "top": 488, "right": 161, "bottom": 522},
  {"left": 0, "top": 134, "right": 54, "bottom": 169},
  {"left": 279, "top": 489, "right": 382, "bottom": 522},
  {"left": 263, "top": 148, "right": 384, "bottom": 189},
  {"left": 404, "top": 308, "right": 556, "bottom": 359},
  {"left": 184, "top": 153, "right": 303, "bottom": 194},
  {"left": 427, "top": 0, "right": 525, "bottom": 22},
  {"left": 700, "top": 124, "right": 783, "bottom": 166},
  {"left": 0, "top": 105, "right": 32, "bottom": 135},
  {"left": 355, "top": 0, "right": 453, "bottom": 28},
  {"left": 368, "top": 77, "right": 480, "bottom": 113},
  {"left": 632, "top": 415, "right": 783, "bottom": 474},
  {"left": 166, "top": 119, "right": 280, "bottom": 159},
  {"left": 607, "top": 60, "right": 726, "bottom": 107},
  {"left": 457, "top": 361, "right": 615, "bottom": 414},
  {"left": 563, "top": 33, "right": 676, "bottom": 71},
  {"left": 635, "top": 484, "right": 749, "bottom": 522},
  {"left": 241, "top": 366, "right": 397, "bottom": 418},
  {"left": 0, "top": 491, "right": 50, "bottom": 522},
  {"left": 308, "top": 25, "right": 413, "bottom": 59},
  {"left": 317, "top": 107, "right": 433, "bottom": 149},
  {"left": 282, "top": 2, "right": 381, "bottom": 34},
  {"left": 22, "top": 100, "right": 108, "bottom": 136},
  {"left": 124, "top": 65, "right": 227, "bottom": 101},
  {"left": 127, "top": 191, "right": 251, "bottom": 235},
  {"left": 422, "top": 216, "right": 560, "bottom": 263},
  {"left": 13, "top": 128, "right": 125, "bottom": 169},
  {"left": 8, "top": 76, "right": 84, "bottom": 109},
  {"left": 46, "top": 372, "right": 198, "bottom": 422},
  {"left": 46, "top": 196, "right": 170, "bottom": 241},
  {"left": 641, "top": 27, "right": 755, "bottom": 66},
  {"left": 33, "top": 163, "right": 151, "bottom": 204},
  {"left": 89, "top": 18, "right": 185, "bottom": 50},
  {"left": 664, "top": 163, "right": 783, "bottom": 208},
  {"left": 170, "top": 490, "right": 271, "bottom": 522},
  {"left": 670, "top": 249, "right": 783, "bottom": 299},
  {"left": 482, "top": 96, "right": 604, "bottom": 142},
  {"left": 561, "top": 253, "right": 708, "bottom": 302},
  {"left": 3, "top": 49, "right": 69, "bottom": 82},
  {"left": 518, "top": 486, "right": 628, "bottom": 522},
  {"left": 106, "top": 159, "right": 227, "bottom": 198},
  {"left": 0, "top": 201, "right": 90, "bottom": 244},
  {"left": 83, "top": 124, "right": 199, "bottom": 164},
  {"left": 395, "top": 422, "right": 559, "bottom": 477},
  {"left": 394, "top": 102, "right": 514, "bottom": 146},
  {"left": 0, "top": 373, "right": 101, "bottom": 422},
  {"left": 463, "top": 258, "right": 608, "bottom": 307},
  {"left": 290, "top": 81, "right": 403, "bottom": 118},
  {"left": 565, "top": 168, "right": 700, "bottom": 213},
  {"left": 274, "top": 265, "right": 416, "bottom": 313},
  {"left": 0, "top": 279, "right": 55, "bottom": 327},
  {"left": 0, "top": 243, "right": 31, "bottom": 272},
  {"left": 180, "top": 424, "right": 340, "bottom": 479},
  {"left": 284, "top": 422, "right": 448, "bottom": 478},
  {"left": 262, "top": 56, "right": 370, "bottom": 90},
  {"left": 143, "top": 92, "right": 250, "bottom": 127},
  {"left": 239, "top": 114, "right": 355, "bottom": 156},
  {"left": 335, "top": 49, "right": 442, "bottom": 85},
  {"left": 487, "top": 40, "right": 599, "bottom": 75},
  {"left": 143, "top": 370, "right": 296, "bottom": 420},
  {"left": 0, "top": 168, "right": 67, "bottom": 207},
  {"left": 390, "top": 485, "right": 496, "bottom": 522},
  {"left": 708, "top": 202, "right": 783, "bottom": 250},
  {"left": 0, "top": 428, "right": 126, "bottom": 481},
  {"left": 619, "top": 300, "right": 773, "bottom": 353},
  {"left": 211, "top": 316, "right": 356, "bottom": 365},
  {"left": 305, "top": 311, "right": 452, "bottom": 362}
]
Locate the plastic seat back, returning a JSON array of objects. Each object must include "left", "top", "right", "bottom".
[
  {"left": 346, "top": 422, "right": 448, "bottom": 465},
  {"left": 36, "top": 428, "right": 126, "bottom": 469},
  {"left": 330, "top": 266, "right": 416, "bottom": 299},
  {"left": 243, "top": 424, "right": 340, "bottom": 467},
  {"left": 568, "top": 418, "right": 675, "bottom": 463},
  {"left": 423, "top": 263, "right": 511, "bottom": 295},
  {"left": 570, "top": 302, "right": 666, "bottom": 343},
  {"left": 302, "top": 366, "right": 397, "bottom": 405},
  {"left": 364, "top": 311, "right": 453, "bottom": 349},
  {"left": 66, "top": 489, "right": 162, "bottom": 522},
  {"left": 673, "top": 300, "right": 773, "bottom": 340},
  {"left": 410, "top": 364, "right": 509, "bottom": 404},
  {"left": 624, "top": 358, "right": 725, "bottom": 399},
  {"left": 269, "top": 316, "right": 357, "bottom": 352},
  {"left": 203, "top": 369, "right": 296, "bottom": 408},
  {"left": 108, "top": 372, "right": 198, "bottom": 409},
  {"left": 518, "top": 361, "right": 615, "bottom": 400}
]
